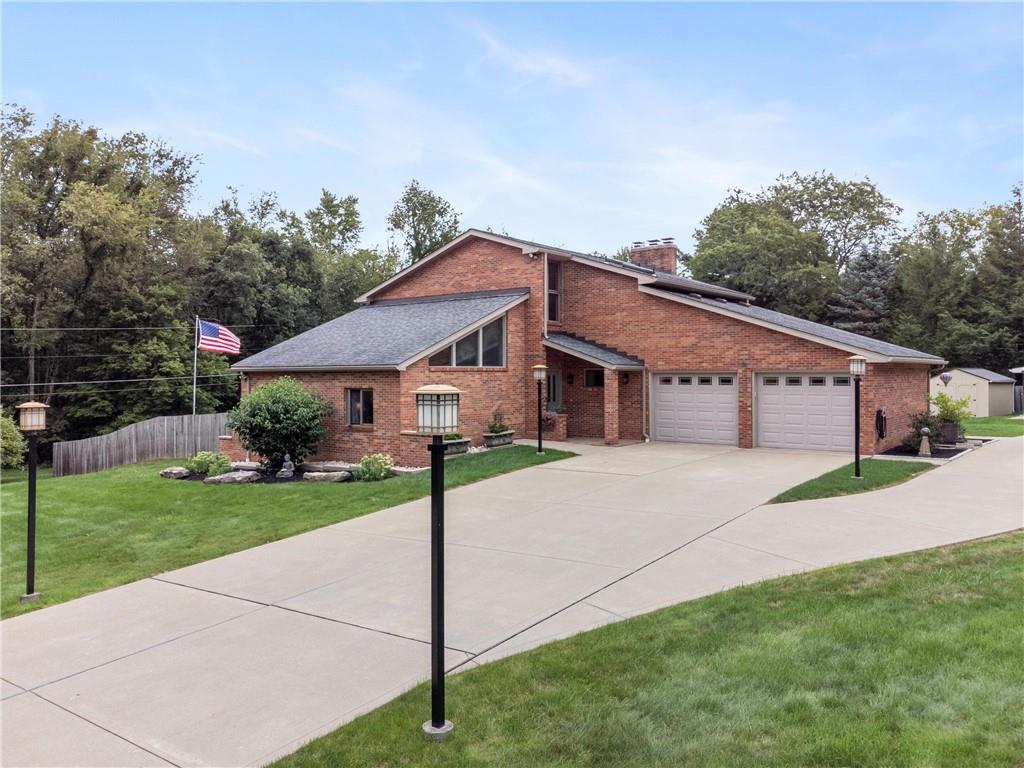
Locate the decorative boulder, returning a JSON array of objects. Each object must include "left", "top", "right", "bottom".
[
  {"left": 302, "top": 471, "right": 352, "bottom": 483},
  {"left": 300, "top": 461, "right": 357, "bottom": 473},
  {"left": 204, "top": 470, "right": 262, "bottom": 485},
  {"left": 160, "top": 466, "right": 191, "bottom": 479},
  {"left": 231, "top": 461, "right": 262, "bottom": 471}
]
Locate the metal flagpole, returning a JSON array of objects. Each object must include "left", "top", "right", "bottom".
[{"left": 192, "top": 316, "right": 199, "bottom": 416}]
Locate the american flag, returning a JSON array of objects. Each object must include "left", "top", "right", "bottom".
[{"left": 197, "top": 319, "right": 241, "bottom": 354}]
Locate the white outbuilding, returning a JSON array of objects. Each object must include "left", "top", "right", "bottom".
[{"left": 930, "top": 368, "right": 1016, "bottom": 417}]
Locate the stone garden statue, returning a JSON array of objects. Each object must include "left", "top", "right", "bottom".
[
  {"left": 918, "top": 427, "right": 932, "bottom": 458},
  {"left": 276, "top": 453, "right": 295, "bottom": 479}
]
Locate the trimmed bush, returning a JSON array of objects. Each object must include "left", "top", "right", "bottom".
[
  {"left": 929, "top": 392, "right": 972, "bottom": 436},
  {"left": 358, "top": 452, "right": 394, "bottom": 482},
  {"left": 1, "top": 414, "right": 26, "bottom": 470},
  {"left": 903, "top": 411, "right": 942, "bottom": 450},
  {"left": 185, "top": 451, "right": 232, "bottom": 476},
  {"left": 227, "top": 377, "right": 333, "bottom": 467}
]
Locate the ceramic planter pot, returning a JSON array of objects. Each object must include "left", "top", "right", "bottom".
[
  {"left": 443, "top": 437, "right": 471, "bottom": 455},
  {"left": 939, "top": 421, "right": 959, "bottom": 444},
  {"left": 484, "top": 430, "right": 515, "bottom": 448}
]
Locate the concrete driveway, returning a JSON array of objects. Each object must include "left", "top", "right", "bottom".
[{"left": 3, "top": 438, "right": 1021, "bottom": 767}]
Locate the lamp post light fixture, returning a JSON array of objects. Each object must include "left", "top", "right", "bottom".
[
  {"left": 412, "top": 384, "right": 461, "bottom": 742},
  {"left": 848, "top": 356, "right": 867, "bottom": 479},
  {"left": 532, "top": 364, "right": 548, "bottom": 454},
  {"left": 16, "top": 401, "right": 48, "bottom": 603}
]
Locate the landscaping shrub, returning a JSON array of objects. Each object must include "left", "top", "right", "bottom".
[
  {"left": 486, "top": 409, "right": 508, "bottom": 434},
  {"left": 357, "top": 452, "right": 394, "bottom": 482},
  {"left": 443, "top": 433, "right": 464, "bottom": 441},
  {"left": 226, "top": 377, "right": 333, "bottom": 467},
  {"left": 903, "top": 411, "right": 942, "bottom": 450},
  {"left": 185, "top": 451, "right": 232, "bottom": 476},
  {"left": 0, "top": 414, "right": 26, "bottom": 470},
  {"left": 929, "top": 392, "right": 972, "bottom": 435}
]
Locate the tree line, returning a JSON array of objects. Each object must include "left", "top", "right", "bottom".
[
  {"left": 682, "top": 172, "right": 1023, "bottom": 370},
  {"left": 1, "top": 106, "right": 459, "bottom": 445},
  {"left": 2, "top": 106, "right": 1020, "bottom": 446}
]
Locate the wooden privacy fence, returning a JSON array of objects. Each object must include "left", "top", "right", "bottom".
[{"left": 52, "top": 413, "right": 230, "bottom": 477}]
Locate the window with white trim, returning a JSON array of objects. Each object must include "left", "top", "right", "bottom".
[
  {"left": 718, "top": 376, "right": 734, "bottom": 386},
  {"left": 428, "top": 316, "right": 506, "bottom": 368},
  {"left": 347, "top": 389, "right": 374, "bottom": 425},
  {"left": 763, "top": 376, "right": 779, "bottom": 386},
  {"left": 809, "top": 376, "right": 826, "bottom": 387},
  {"left": 698, "top": 376, "right": 713, "bottom": 385},
  {"left": 786, "top": 376, "right": 802, "bottom": 386},
  {"left": 547, "top": 261, "right": 561, "bottom": 322},
  {"left": 678, "top": 376, "right": 692, "bottom": 385},
  {"left": 833, "top": 376, "right": 851, "bottom": 386}
]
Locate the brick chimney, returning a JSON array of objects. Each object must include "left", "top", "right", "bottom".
[{"left": 630, "top": 238, "right": 678, "bottom": 274}]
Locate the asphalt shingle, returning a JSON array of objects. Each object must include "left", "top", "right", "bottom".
[
  {"left": 233, "top": 288, "right": 528, "bottom": 370},
  {"left": 544, "top": 333, "right": 644, "bottom": 368},
  {"left": 957, "top": 368, "right": 1015, "bottom": 384}
]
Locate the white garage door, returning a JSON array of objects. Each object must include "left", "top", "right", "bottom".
[
  {"left": 756, "top": 373, "right": 854, "bottom": 451},
  {"left": 652, "top": 373, "right": 738, "bottom": 445}
]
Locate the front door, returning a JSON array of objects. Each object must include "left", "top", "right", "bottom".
[{"left": 546, "top": 370, "right": 562, "bottom": 411}]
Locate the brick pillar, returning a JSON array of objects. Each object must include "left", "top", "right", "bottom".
[
  {"left": 604, "top": 370, "right": 620, "bottom": 445},
  {"left": 738, "top": 368, "right": 753, "bottom": 448}
]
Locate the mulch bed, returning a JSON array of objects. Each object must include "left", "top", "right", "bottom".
[
  {"left": 184, "top": 469, "right": 331, "bottom": 484},
  {"left": 882, "top": 438, "right": 991, "bottom": 461}
]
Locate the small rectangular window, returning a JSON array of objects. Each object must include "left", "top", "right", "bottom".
[
  {"left": 678, "top": 376, "right": 692, "bottom": 385},
  {"left": 698, "top": 376, "right": 713, "bottom": 386},
  {"left": 585, "top": 369, "right": 604, "bottom": 387},
  {"left": 347, "top": 389, "right": 374, "bottom": 425},
  {"left": 718, "top": 376, "right": 734, "bottom": 386},
  {"left": 428, "top": 348, "right": 452, "bottom": 367},
  {"left": 809, "top": 376, "right": 826, "bottom": 387},
  {"left": 833, "top": 376, "right": 851, "bottom": 386},
  {"left": 659, "top": 376, "right": 673, "bottom": 385},
  {"left": 786, "top": 376, "right": 802, "bottom": 386},
  {"left": 763, "top": 376, "right": 779, "bottom": 386},
  {"left": 547, "top": 261, "right": 561, "bottom": 322}
]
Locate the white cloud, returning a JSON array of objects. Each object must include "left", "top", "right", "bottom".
[
  {"left": 469, "top": 23, "right": 594, "bottom": 87},
  {"left": 289, "top": 127, "right": 354, "bottom": 153}
]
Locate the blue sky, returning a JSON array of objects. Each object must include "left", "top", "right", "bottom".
[{"left": 3, "top": 2, "right": 1021, "bottom": 253}]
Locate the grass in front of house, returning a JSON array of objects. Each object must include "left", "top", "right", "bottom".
[
  {"left": 769, "top": 457, "right": 934, "bottom": 503},
  {"left": 275, "top": 533, "right": 1024, "bottom": 768},
  {"left": 965, "top": 414, "right": 1024, "bottom": 437},
  {"left": 0, "top": 446, "right": 573, "bottom": 617},
  {"left": 0, "top": 465, "right": 54, "bottom": 485}
]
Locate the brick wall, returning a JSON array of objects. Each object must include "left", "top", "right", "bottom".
[
  {"left": 558, "top": 261, "right": 931, "bottom": 452},
  {"left": 374, "top": 239, "right": 547, "bottom": 446},
  {"left": 238, "top": 370, "right": 403, "bottom": 464}
]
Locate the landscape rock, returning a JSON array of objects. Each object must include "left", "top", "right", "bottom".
[
  {"left": 302, "top": 471, "right": 351, "bottom": 483},
  {"left": 160, "top": 466, "right": 191, "bottom": 479},
  {"left": 300, "top": 461, "right": 357, "bottom": 473},
  {"left": 231, "top": 461, "right": 262, "bottom": 471},
  {"left": 391, "top": 465, "right": 428, "bottom": 476},
  {"left": 204, "top": 470, "right": 262, "bottom": 485}
]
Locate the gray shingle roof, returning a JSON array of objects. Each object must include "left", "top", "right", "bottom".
[
  {"left": 679, "top": 293, "right": 944, "bottom": 362},
  {"left": 234, "top": 288, "right": 528, "bottom": 370},
  {"left": 544, "top": 333, "right": 644, "bottom": 368},
  {"left": 957, "top": 368, "right": 1015, "bottom": 384}
]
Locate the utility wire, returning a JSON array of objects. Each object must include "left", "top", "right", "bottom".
[
  {"left": 0, "top": 372, "right": 240, "bottom": 389},
  {"left": 0, "top": 381, "right": 237, "bottom": 398},
  {"left": 0, "top": 349, "right": 268, "bottom": 360},
  {"left": 0, "top": 324, "right": 279, "bottom": 332}
]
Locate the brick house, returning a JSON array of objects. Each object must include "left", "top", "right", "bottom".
[{"left": 226, "top": 230, "right": 945, "bottom": 466}]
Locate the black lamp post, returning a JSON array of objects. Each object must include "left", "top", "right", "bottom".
[
  {"left": 848, "top": 356, "right": 866, "bottom": 479},
  {"left": 532, "top": 364, "right": 547, "bottom": 454},
  {"left": 413, "top": 384, "right": 461, "bottom": 742},
  {"left": 16, "top": 401, "right": 48, "bottom": 604}
]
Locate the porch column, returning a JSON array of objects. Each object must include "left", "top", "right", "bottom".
[{"left": 604, "top": 369, "right": 619, "bottom": 445}]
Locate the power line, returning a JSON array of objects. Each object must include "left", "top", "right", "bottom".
[
  {"left": 0, "top": 324, "right": 279, "bottom": 332},
  {"left": 0, "top": 349, "right": 268, "bottom": 360},
  {"left": 0, "top": 381, "right": 237, "bottom": 398},
  {"left": 0, "top": 373, "right": 240, "bottom": 389}
]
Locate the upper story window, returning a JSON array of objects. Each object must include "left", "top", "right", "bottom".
[
  {"left": 428, "top": 316, "right": 506, "bottom": 368},
  {"left": 547, "top": 261, "right": 561, "bottom": 322}
]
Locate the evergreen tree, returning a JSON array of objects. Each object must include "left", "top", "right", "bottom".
[{"left": 827, "top": 248, "right": 896, "bottom": 338}]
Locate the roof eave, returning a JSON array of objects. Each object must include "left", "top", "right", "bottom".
[
  {"left": 542, "top": 337, "right": 644, "bottom": 370},
  {"left": 639, "top": 285, "right": 942, "bottom": 364},
  {"left": 232, "top": 364, "right": 400, "bottom": 373}
]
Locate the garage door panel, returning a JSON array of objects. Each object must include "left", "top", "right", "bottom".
[
  {"left": 653, "top": 373, "right": 738, "bottom": 446},
  {"left": 756, "top": 372, "right": 853, "bottom": 451}
]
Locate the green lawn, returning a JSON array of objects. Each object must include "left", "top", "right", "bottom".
[
  {"left": 276, "top": 533, "right": 1024, "bottom": 768},
  {"left": 0, "top": 446, "right": 572, "bottom": 617},
  {"left": 965, "top": 414, "right": 1024, "bottom": 437},
  {"left": 769, "top": 457, "right": 934, "bottom": 503}
]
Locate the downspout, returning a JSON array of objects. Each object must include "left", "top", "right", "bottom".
[{"left": 642, "top": 368, "right": 650, "bottom": 442}]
